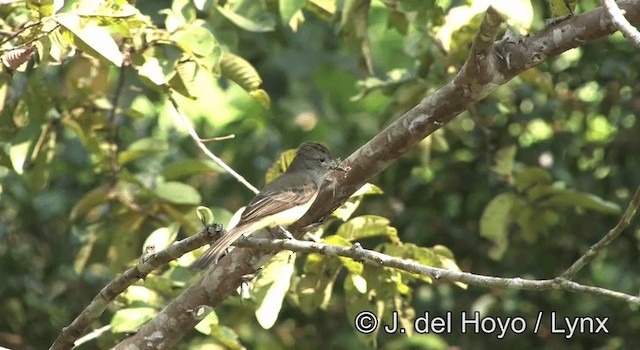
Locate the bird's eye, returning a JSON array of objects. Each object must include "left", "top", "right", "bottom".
[{"left": 320, "top": 158, "right": 326, "bottom": 163}]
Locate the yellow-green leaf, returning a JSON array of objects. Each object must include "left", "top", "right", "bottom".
[
  {"left": 70, "top": 185, "right": 110, "bottom": 221},
  {"left": 55, "top": 14, "right": 123, "bottom": 67},
  {"left": 253, "top": 251, "right": 296, "bottom": 329},
  {"left": 480, "top": 193, "right": 516, "bottom": 260},
  {"left": 142, "top": 223, "right": 180, "bottom": 253},
  {"left": 154, "top": 182, "right": 201, "bottom": 205},
  {"left": 111, "top": 307, "right": 157, "bottom": 333}
]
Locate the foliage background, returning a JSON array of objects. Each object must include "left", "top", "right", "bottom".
[{"left": 1, "top": 0, "right": 639, "bottom": 349}]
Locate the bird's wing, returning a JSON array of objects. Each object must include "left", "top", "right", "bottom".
[
  {"left": 239, "top": 172, "right": 319, "bottom": 225},
  {"left": 189, "top": 172, "right": 319, "bottom": 270}
]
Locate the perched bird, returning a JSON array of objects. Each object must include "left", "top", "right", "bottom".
[{"left": 190, "top": 142, "right": 338, "bottom": 270}]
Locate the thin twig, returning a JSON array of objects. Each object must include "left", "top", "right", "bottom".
[
  {"left": 562, "top": 185, "right": 640, "bottom": 279},
  {"left": 603, "top": 0, "right": 640, "bottom": 48},
  {"left": 234, "top": 236, "right": 640, "bottom": 304},
  {"left": 0, "top": 20, "right": 44, "bottom": 46},
  {"left": 73, "top": 325, "right": 111, "bottom": 347},
  {"left": 199, "top": 134, "right": 236, "bottom": 142},
  {"left": 167, "top": 92, "right": 259, "bottom": 194}
]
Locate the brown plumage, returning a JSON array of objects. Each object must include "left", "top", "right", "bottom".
[{"left": 190, "top": 142, "right": 335, "bottom": 270}]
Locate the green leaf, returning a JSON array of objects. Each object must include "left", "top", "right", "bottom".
[
  {"left": 488, "top": 0, "right": 533, "bottom": 29},
  {"left": 349, "top": 273, "right": 367, "bottom": 293},
  {"left": 142, "top": 223, "right": 180, "bottom": 253},
  {"left": 70, "top": 185, "right": 110, "bottom": 221},
  {"left": 333, "top": 183, "right": 383, "bottom": 221},
  {"left": 138, "top": 56, "right": 174, "bottom": 87},
  {"left": 265, "top": 148, "right": 297, "bottom": 183},
  {"left": 219, "top": 52, "right": 263, "bottom": 91},
  {"left": 55, "top": 14, "right": 123, "bottom": 67},
  {"left": 340, "top": 0, "right": 373, "bottom": 74},
  {"left": 280, "top": 0, "right": 307, "bottom": 23},
  {"left": 306, "top": 0, "right": 337, "bottom": 20},
  {"left": 217, "top": 5, "right": 276, "bottom": 32},
  {"left": 162, "top": 159, "right": 222, "bottom": 180},
  {"left": 9, "top": 141, "right": 31, "bottom": 174},
  {"left": 323, "top": 235, "right": 362, "bottom": 274},
  {"left": 26, "top": 0, "right": 62, "bottom": 18},
  {"left": 513, "top": 167, "right": 552, "bottom": 192},
  {"left": 491, "top": 145, "right": 517, "bottom": 177},
  {"left": 194, "top": 311, "right": 219, "bottom": 335},
  {"left": 196, "top": 206, "right": 215, "bottom": 226},
  {"left": 249, "top": 89, "right": 271, "bottom": 110},
  {"left": 253, "top": 251, "right": 296, "bottom": 329},
  {"left": 336, "top": 215, "right": 399, "bottom": 243},
  {"left": 120, "top": 286, "right": 162, "bottom": 308},
  {"left": 548, "top": 0, "right": 577, "bottom": 18},
  {"left": 154, "top": 181, "right": 202, "bottom": 205},
  {"left": 480, "top": 193, "right": 516, "bottom": 260},
  {"left": 542, "top": 189, "right": 621, "bottom": 215},
  {"left": 293, "top": 250, "right": 341, "bottom": 314},
  {"left": 171, "top": 26, "right": 217, "bottom": 57},
  {"left": 170, "top": 60, "right": 198, "bottom": 99},
  {"left": 111, "top": 307, "right": 157, "bottom": 333},
  {"left": 118, "top": 138, "right": 168, "bottom": 165},
  {"left": 344, "top": 270, "right": 380, "bottom": 347}
]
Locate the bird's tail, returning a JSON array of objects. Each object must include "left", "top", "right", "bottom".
[{"left": 189, "top": 225, "right": 245, "bottom": 271}]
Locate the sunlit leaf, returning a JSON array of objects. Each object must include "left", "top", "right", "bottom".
[
  {"left": 120, "top": 286, "right": 162, "bottom": 308},
  {"left": 196, "top": 206, "right": 215, "bottom": 226},
  {"left": 280, "top": 0, "right": 307, "bottom": 24},
  {"left": 26, "top": 0, "right": 62, "bottom": 17},
  {"left": 194, "top": 311, "right": 219, "bottom": 335},
  {"left": 336, "top": 215, "right": 399, "bottom": 243},
  {"left": 323, "top": 235, "right": 362, "bottom": 274},
  {"left": 253, "top": 251, "right": 296, "bottom": 329},
  {"left": 219, "top": 52, "right": 263, "bottom": 91},
  {"left": 111, "top": 307, "right": 157, "bottom": 333},
  {"left": 170, "top": 60, "right": 199, "bottom": 98},
  {"left": 55, "top": 14, "right": 123, "bottom": 67},
  {"left": 171, "top": 26, "right": 216, "bottom": 57},
  {"left": 142, "top": 223, "right": 180, "bottom": 253},
  {"left": 249, "top": 89, "right": 271, "bottom": 110},
  {"left": 333, "top": 183, "right": 383, "bottom": 221},
  {"left": 265, "top": 148, "right": 297, "bottom": 184}
]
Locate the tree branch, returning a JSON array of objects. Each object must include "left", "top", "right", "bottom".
[
  {"left": 232, "top": 237, "right": 640, "bottom": 304},
  {"left": 93, "top": 2, "right": 640, "bottom": 349},
  {"left": 562, "top": 185, "right": 640, "bottom": 279},
  {"left": 48, "top": 225, "right": 223, "bottom": 350}
]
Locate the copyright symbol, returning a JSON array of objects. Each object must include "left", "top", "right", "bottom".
[{"left": 354, "top": 311, "right": 378, "bottom": 334}]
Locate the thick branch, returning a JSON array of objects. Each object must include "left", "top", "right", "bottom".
[
  {"left": 112, "top": 2, "right": 640, "bottom": 348},
  {"left": 48, "top": 225, "right": 222, "bottom": 350}
]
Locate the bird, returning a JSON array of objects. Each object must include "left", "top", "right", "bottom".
[{"left": 190, "top": 142, "right": 338, "bottom": 270}]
